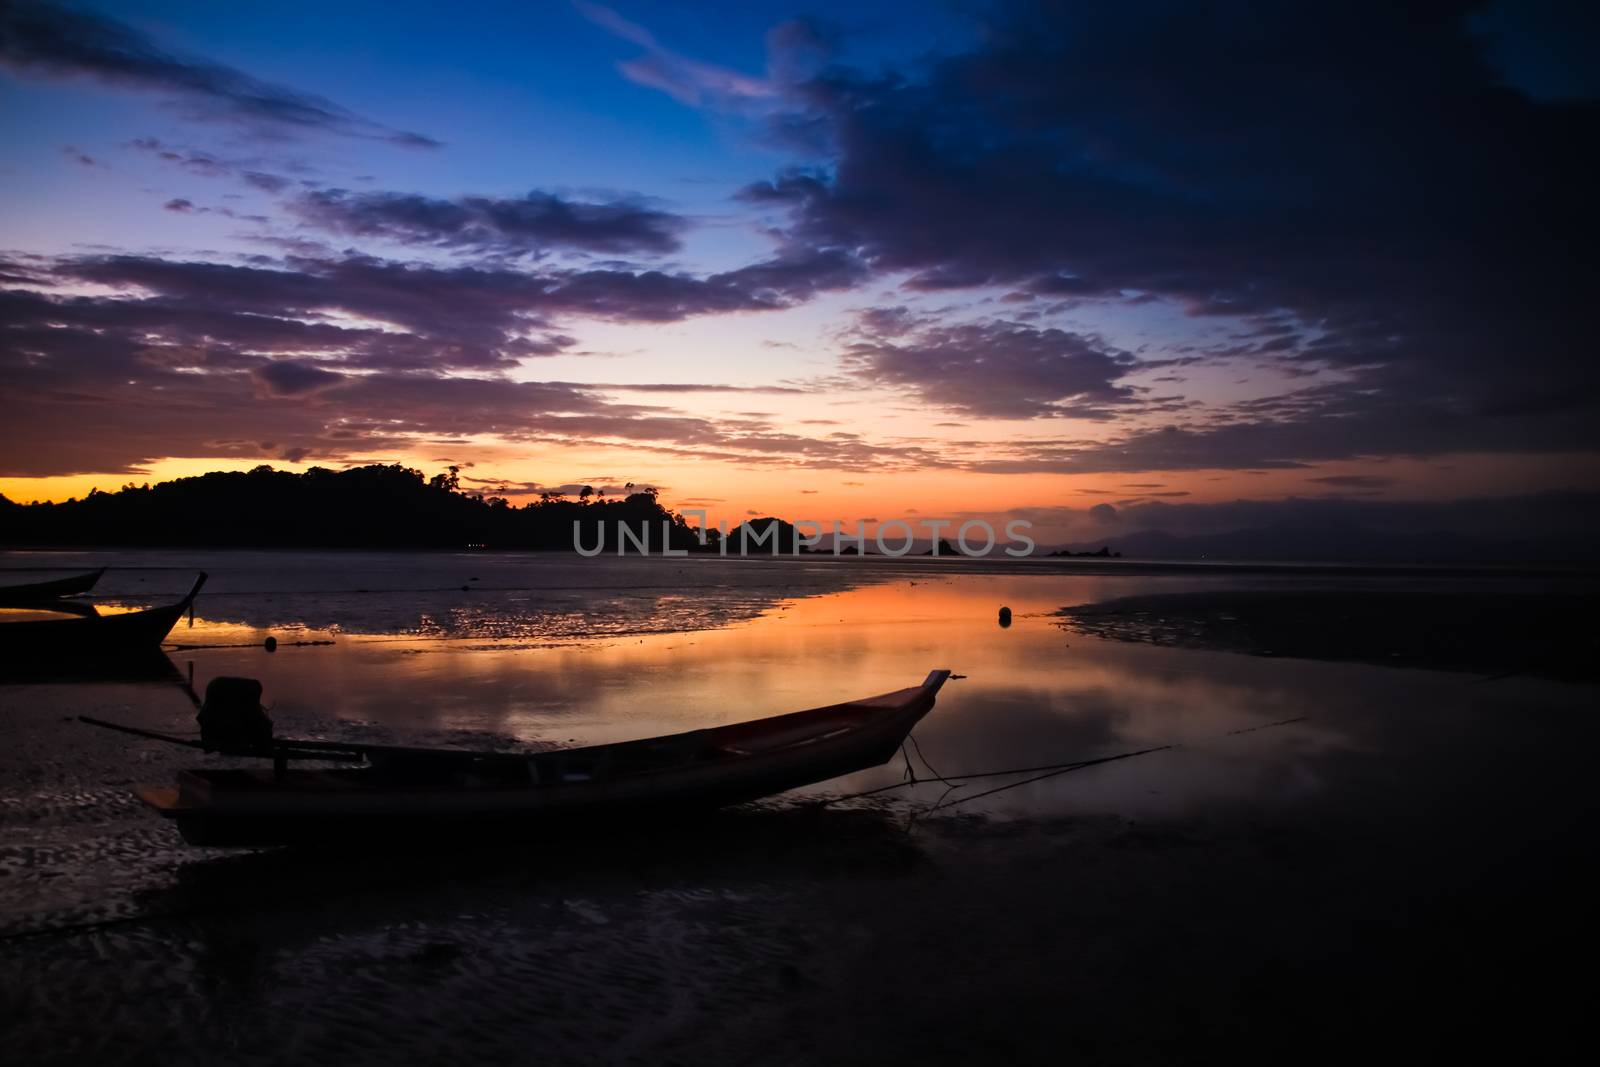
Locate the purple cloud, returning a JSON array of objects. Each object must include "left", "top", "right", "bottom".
[
  {"left": 253, "top": 360, "right": 346, "bottom": 396},
  {"left": 843, "top": 318, "right": 1139, "bottom": 418},
  {"left": 735, "top": 0, "right": 1599, "bottom": 466},
  {"left": 1, "top": 1, "right": 439, "bottom": 146},
  {"left": 0, "top": 258, "right": 936, "bottom": 477},
  {"left": 290, "top": 189, "right": 688, "bottom": 256}
]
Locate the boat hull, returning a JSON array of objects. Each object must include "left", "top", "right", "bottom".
[
  {"left": 0, "top": 601, "right": 190, "bottom": 660},
  {"left": 0, "top": 568, "right": 105, "bottom": 606},
  {"left": 138, "top": 671, "right": 951, "bottom": 847},
  {"left": 0, "top": 574, "right": 204, "bottom": 661}
]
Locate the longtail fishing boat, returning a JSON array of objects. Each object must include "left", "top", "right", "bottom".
[
  {"left": 0, "top": 573, "right": 206, "bottom": 660},
  {"left": 0, "top": 567, "right": 106, "bottom": 606},
  {"left": 87, "top": 669, "right": 953, "bottom": 847}
]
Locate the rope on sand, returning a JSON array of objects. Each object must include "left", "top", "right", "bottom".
[
  {"left": 816, "top": 713, "right": 1311, "bottom": 814},
  {"left": 1226, "top": 715, "right": 1306, "bottom": 735},
  {"left": 927, "top": 745, "right": 1177, "bottom": 813},
  {"left": 813, "top": 744, "right": 1176, "bottom": 812}
]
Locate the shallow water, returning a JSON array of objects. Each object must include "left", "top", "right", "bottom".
[
  {"left": 4, "top": 551, "right": 1598, "bottom": 1064},
  {"left": 3, "top": 550, "right": 1592, "bottom": 926}
]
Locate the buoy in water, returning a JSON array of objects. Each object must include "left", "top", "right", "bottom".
[
  {"left": 998, "top": 606, "right": 1012, "bottom": 627},
  {"left": 263, "top": 636, "right": 277, "bottom": 652}
]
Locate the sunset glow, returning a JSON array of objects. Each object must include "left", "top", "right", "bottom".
[{"left": 3, "top": 1, "right": 1596, "bottom": 552}]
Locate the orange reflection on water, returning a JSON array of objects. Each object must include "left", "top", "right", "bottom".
[{"left": 147, "top": 571, "right": 1387, "bottom": 818}]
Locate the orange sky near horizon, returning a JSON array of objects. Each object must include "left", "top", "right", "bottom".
[{"left": 6, "top": 449, "right": 1594, "bottom": 543}]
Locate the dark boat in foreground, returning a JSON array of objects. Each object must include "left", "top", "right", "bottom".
[
  {"left": 0, "top": 573, "right": 206, "bottom": 661},
  {"left": 103, "top": 669, "right": 953, "bottom": 847},
  {"left": 0, "top": 567, "right": 106, "bottom": 606}
]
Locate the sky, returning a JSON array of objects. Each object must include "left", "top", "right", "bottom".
[{"left": 1, "top": 0, "right": 1596, "bottom": 545}]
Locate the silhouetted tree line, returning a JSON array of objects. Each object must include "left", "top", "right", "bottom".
[{"left": 0, "top": 464, "right": 718, "bottom": 551}]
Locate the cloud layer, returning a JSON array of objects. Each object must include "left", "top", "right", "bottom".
[
  {"left": 735, "top": 0, "right": 1600, "bottom": 467},
  {"left": 0, "top": 250, "right": 909, "bottom": 476},
  {"left": 843, "top": 316, "right": 1140, "bottom": 419},
  {"left": 1, "top": 1, "right": 438, "bottom": 145},
  {"left": 3, "top": 0, "right": 1596, "bottom": 511},
  {"left": 289, "top": 189, "right": 688, "bottom": 256}
]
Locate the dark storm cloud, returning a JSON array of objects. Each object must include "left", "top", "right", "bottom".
[
  {"left": 842, "top": 319, "right": 1140, "bottom": 418},
  {"left": 0, "top": 1, "right": 439, "bottom": 146},
  {"left": 289, "top": 189, "right": 689, "bottom": 256},
  {"left": 741, "top": 0, "right": 1599, "bottom": 464}
]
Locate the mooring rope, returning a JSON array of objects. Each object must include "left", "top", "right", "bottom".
[
  {"left": 927, "top": 744, "right": 1175, "bottom": 813},
  {"left": 816, "top": 713, "right": 1311, "bottom": 813},
  {"left": 1225, "top": 715, "right": 1307, "bottom": 736},
  {"left": 813, "top": 745, "right": 1168, "bottom": 811}
]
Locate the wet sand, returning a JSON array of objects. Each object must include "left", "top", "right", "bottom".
[
  {"left": 6, "top": 733, "right": 1597, "bottom": 1064},
  {"left": 3, "top": 554, "right": 1598, "bottom": 1063},
  {"left": 1059, "top": 587, "right": 1600, "bottom": 679}
]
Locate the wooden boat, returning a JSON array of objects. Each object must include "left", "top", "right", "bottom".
[
  {"left": 115, "top": 669, "right": 953, "bottom": 847},
  {"left": 0, "top": 567, "right": 105, "bottom": 605},
  {"left": 0, "top": 573, "right": 206, "bottom": 661}
]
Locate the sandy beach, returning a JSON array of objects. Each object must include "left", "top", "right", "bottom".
[{"left": 4, "top": 551, "right": 1598, "bottom": 1064}]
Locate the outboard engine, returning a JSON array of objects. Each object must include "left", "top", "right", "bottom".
[{"left": 197, "top": 676, "right": 274, "bottom": 752}]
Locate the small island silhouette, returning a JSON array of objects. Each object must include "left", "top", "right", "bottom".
[
  {"left": 0, "top": 464, "right": 715, "bottom": 551},
  {"left": 1, "top": 467, "right": 1042, "bottom": 556}
]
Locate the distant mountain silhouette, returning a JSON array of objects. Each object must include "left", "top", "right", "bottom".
[
  {"left": 1053, "top": 517, "right": 1595, "bottom": 563},
  {"left": 0, "top": 465, "right": 710, "bottom": 551},
  {"left": 1048, "top": 545, "right": 1121, "bottom": 558}
]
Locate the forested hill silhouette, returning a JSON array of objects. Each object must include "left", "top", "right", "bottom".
[{"left": 0, "top": 464, "right": 711, "bottom": 550}]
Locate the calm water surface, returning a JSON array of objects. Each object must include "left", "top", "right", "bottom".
[{"left": 3, "top": 550, "right": 1586, "bottom": 830}]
